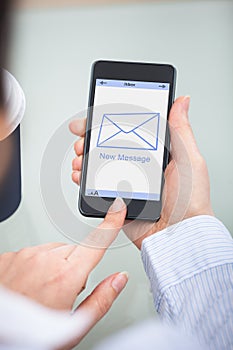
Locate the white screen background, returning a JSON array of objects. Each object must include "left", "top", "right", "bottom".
[{"left": 86, "top": 82, "right": 169, "bottom": 200}]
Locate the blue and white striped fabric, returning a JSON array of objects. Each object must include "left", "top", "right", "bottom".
[{"left": 141, "top": 215, "right": 233, "bottom": 350}]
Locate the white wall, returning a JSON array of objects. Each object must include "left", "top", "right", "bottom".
[{"left": 1, "top": 1, "right": 233, "bottom": 349}]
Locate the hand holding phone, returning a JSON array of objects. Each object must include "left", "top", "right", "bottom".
[
  {"left": 75, "top": 60, "right": 176, "bottom": 221},
  {"left": 71, "top": 95, "right": 214, "bottom": 247}
]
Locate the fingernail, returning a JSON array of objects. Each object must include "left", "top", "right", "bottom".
[
  {"left": 109, "top": 197, "right": 125, "bottom": 213},
  {"left": 112, "top": 271, "right": 129, "bottom": 293},
  {"left": 181, "top": 95, "right": 190, "bottom": 113}
]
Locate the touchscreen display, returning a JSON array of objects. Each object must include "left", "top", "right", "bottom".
[{"left": 85, "top": 78, "right": 170, "bottom": 201}]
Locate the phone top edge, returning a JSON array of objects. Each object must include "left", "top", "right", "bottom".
[{"left": 93, "top": 59, "right": 177, "bottom": 70}]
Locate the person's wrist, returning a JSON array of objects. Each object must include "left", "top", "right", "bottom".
[
  {"left": 141, "top": 213, "right": 216, "bottom": 249},
  {"left": 135, "top": 218, "right": 168, "bottom": 249},
  {"left": 141, "top": 209, "right": 215, "bottom": 246},
  {"left": 158, "top": 210, "right": 214, "bottom": 231}
]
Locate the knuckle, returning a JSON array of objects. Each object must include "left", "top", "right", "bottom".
[
  {"left": 72, "top": 171, "right": 80, "bottom": 184},
  {"left": 106, "top": 212, "right": 125, "bottom": 227},
  {"left": 79, "top": 270, "right": 88, "bottom": 285},
  {"left": 94, "top": 295, "right": 111, "bottom": 316},
  {"left": 70, "top": 264, "right": 88, "bottom": 288},
  {"left": 72, "top": 158, "right": 77, "bottom": 169},
  {"left": 29, "top": 251, "right": 45, "bottom": 265},
  {"left": 194, "top": 154, "right": 206, "bottom": 169},
  {"left": 74, "top": 141, "right": 79, "bottom": 154},
  {"left": 72, "top": 171, "right": 76, "bottom": 181},
  {"left": 52, "top": 271, "right": 65, "bottom": 284},
  {"left": 0, "top": 251, "right": 15, "bottom": 261},
  {"left": 51, "top": 266, "right": 72, "bottom": 286},
  {"left": 17, "top": 247, "right": 30, "bottom": 257}
]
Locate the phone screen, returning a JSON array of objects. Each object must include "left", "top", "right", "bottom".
[{"left": 85, "top": 78, "right": 170, "bottom": 202}]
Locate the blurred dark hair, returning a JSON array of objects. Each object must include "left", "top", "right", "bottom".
[{"left": 0, "top": 0, "right": 12, "bottom": 108}]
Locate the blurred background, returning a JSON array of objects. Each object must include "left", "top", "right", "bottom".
[{"left": 0, "top": 0, "right": 233, "bottom": 349}]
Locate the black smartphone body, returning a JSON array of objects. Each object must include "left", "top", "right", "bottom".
[{"left": 79, "top": 60, "right": 176, "bottom": 221}]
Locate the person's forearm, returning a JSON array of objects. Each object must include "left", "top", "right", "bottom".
[{"left": 141, "top": 215, "right": 233, "bottom": 349}]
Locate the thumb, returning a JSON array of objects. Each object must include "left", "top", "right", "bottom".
[
  {"left": 169, "top": 96, "right": 200, "bottom": 162},
  {"left": 68, "top": 272, "right": 129, "bottom": 346}
]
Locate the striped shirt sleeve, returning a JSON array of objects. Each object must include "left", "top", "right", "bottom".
[{"left": 141, "top": 215, "right": 233, "bottom": 350}]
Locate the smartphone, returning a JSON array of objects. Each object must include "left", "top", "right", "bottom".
[{"left": 79, "top": 60, "right": 176, "bottom": 220}]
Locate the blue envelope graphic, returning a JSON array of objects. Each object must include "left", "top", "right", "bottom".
[{"left": 96, "top": 112, "right": 160, "bottom": 150}]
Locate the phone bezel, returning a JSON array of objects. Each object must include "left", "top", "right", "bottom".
[{"left": 79, "top": 60, "right": 176, "bottom": 221}]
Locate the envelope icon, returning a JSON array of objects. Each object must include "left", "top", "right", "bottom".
[{"left": 96, "top": 112, "right": 160, "bottom": 150}]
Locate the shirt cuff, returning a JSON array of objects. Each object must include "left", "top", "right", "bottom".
[{"left": 141, "top": 215, "right": 233, "bottom": 310}]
